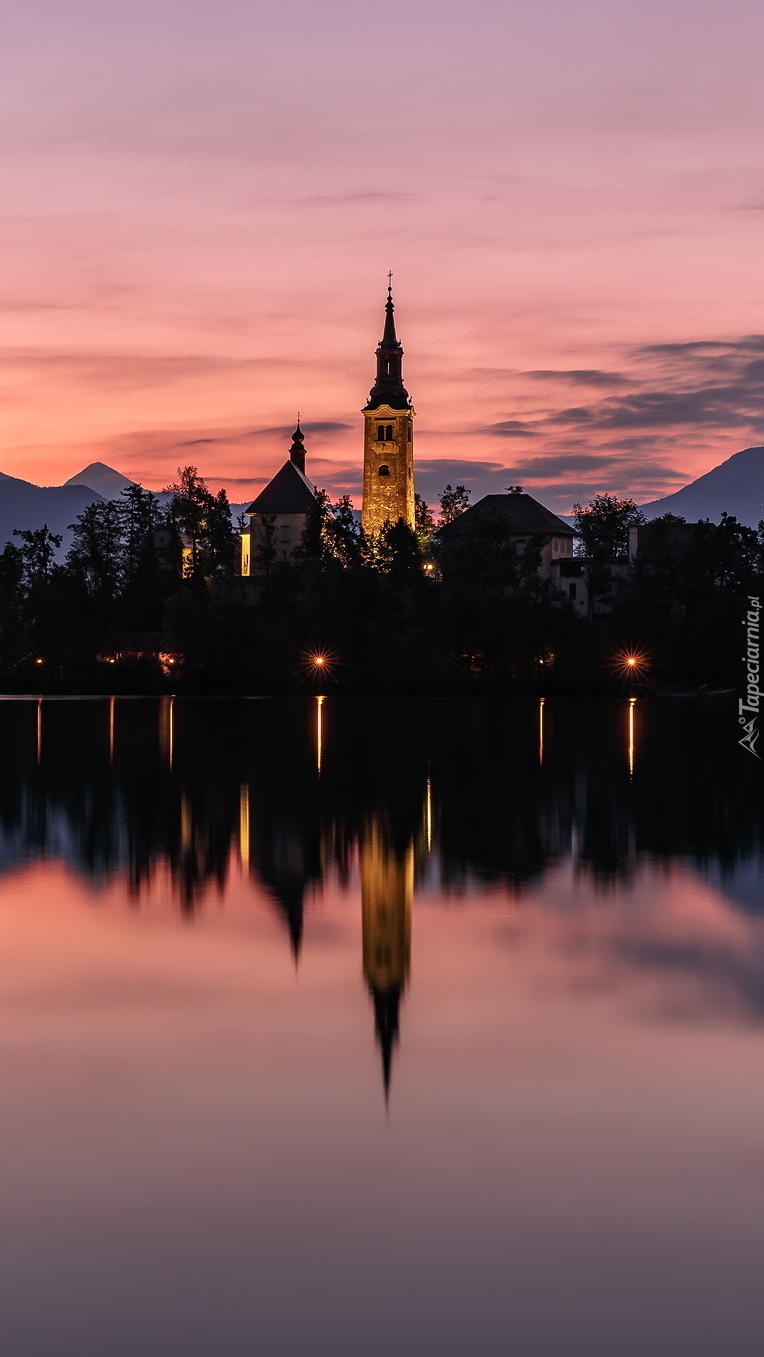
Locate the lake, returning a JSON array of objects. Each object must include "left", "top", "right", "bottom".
[{"left": 1, "top": 695, "right": 763, "bottom": 1355}]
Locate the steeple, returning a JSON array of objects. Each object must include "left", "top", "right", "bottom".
[
  {"left": 289, "top": 417, "right": 306, "bottom": 474},
  {"left": 364, "top": 278, "right": 411, "bottom": 412}
]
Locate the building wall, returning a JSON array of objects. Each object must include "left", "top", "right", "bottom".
[
  {"left": 241, "top": 512, "right": 307, "bottom": 576},
  {"left": 361, "top": 404, "right": 415, "bottom": 538}
]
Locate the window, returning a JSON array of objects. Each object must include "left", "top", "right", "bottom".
[
  {"left": 378, "top": 464, "right": 390, "bottom": 476},
  {"left": 407, "top": 426, "right": 412, "bottom": 442},
  {"left": 553, "top": 539, "right": 559, "bottom": 555},
  {"left": 280, "top": 525, "right": 290, "bottom": 542},
  {"left": 386, "top": 425, "right": 393, "bottom": 440},
  {"left": 377, "top": 425, "right": 385, "bottom": 441},
  {"left": 569, "top": 583, "right": 577, "bottom": 601}
]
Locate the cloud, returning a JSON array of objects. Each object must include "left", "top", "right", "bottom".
[
  {"left": 415, "top": 458, "right": 506, "bottom": 477},
  {"left": 1, "top": 350, "right": 297, "bottom": 392},
  {"left": 178, "top": 420, "right": 352, "bottom": 447},
  {"left": 524, "top": 369, "right": 630, "bottom": 388},
  {"left": 486, "top": 420, "right": 540, "bottom": 437},
  {"left": 504, "top": 452, "right": 647, "bottom": 475}
]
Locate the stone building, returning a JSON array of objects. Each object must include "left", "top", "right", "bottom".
[
  {"left": 437, "top": 490, "right": 575, "bottom": 589},
  {"left": 361, "top": 282, "right": 416, "bottom": 538},
  {"left": 240, "top": 422, "right": 316, "bottom": 576}
]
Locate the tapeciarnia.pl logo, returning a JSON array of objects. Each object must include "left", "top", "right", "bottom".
[{"left": 739, "top": 595, "right": 761, "bottom": 758}]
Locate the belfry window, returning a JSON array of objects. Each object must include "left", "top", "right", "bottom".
[{"left": 378, "top": 465, "right": 390, "bottom": 477}]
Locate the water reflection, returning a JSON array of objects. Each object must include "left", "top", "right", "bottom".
[
  {"left": 2, "top": 695, "right": 764, "bottom": 1086},
  {"left": 361, "top": 824, "right": 413, "bottom": 1099},
  {"left": 4, "top": 695, "right": 764, "bottom": 1354}
]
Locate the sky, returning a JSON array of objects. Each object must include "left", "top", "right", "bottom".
[{"left": 2, "top": 0, "right": 764, "bottom": 513}]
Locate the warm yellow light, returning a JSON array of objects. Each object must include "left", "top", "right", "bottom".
[
  {"left": 35, "top": 657, "right": 44, "bottom": 665},
  {"left": 302, "top": 648, "right": 337, "bottom": 679},
  {"left": 613, "top": 648, "right": 648, "bottom": 680}
]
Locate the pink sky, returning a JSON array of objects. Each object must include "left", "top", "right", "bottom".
[{"left": 2, "top": 0, "right": 764, "bottom": 512}]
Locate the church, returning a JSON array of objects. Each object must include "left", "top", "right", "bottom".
[
  {"left": 240, "top": 282, "right": 415, "bottom": 575},
  {"left": 239, "top": 283, "right": 577, "bottom": 596}
]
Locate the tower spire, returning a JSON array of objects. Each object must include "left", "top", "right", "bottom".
[
  {"left": 289, "top": 417, "right": 306, "bottom": 474},
  {"left": 364, "top": 277, "right": 410, "bottom": 412}
]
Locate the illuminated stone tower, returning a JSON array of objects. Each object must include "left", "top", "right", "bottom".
[
  {"left": 361, "top": 281, "right": 415, "bottom": 539},
  {"left": 361, "top": 823, "right": 413, "bottom": 1100}
]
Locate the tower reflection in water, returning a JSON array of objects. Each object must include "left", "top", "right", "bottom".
[
  {"left": 2, "top": 693, "right": 763, "bottom": 1097},
  {"left": 361, "top": 824, "right": 413, "bottom": 1099}
]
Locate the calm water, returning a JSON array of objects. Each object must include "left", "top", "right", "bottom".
[{"left": 1, "top": 695, "right": 763, "bottom": 1356}]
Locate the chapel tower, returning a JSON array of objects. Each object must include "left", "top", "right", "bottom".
[{"left": 361, "top": 281, "right": 415, "bottom": 538}]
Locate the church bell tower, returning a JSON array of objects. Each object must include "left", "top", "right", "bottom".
[{"left": 361, "top": 280, "right": 415, "bottom": 539}]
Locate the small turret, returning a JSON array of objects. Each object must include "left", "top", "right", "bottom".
[{"left": 289, "top": 418, "right": 306, "bottom": 474}]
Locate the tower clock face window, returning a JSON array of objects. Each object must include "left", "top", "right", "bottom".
[{"left": 378, "top": 465, "right": 390, "bottom": 477}]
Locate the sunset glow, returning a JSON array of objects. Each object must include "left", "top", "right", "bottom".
[{"left": 2, "top": 1, "right": 763, "bottom": 512}]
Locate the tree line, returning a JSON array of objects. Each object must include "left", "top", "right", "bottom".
[{"left": 0, "top": 472, "right": 760, "bottom": 693}]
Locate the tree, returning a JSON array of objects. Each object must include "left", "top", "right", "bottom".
[
  {"left": 377, "top": 519, "right": 423, "bottom": 588},
  {"left": 119, "top": 485, "right": 159, "bottom": 579},
  {"left": 66, "top": 500, "right": 123, "bottom": 618},
  {"left": 299, "top": 489, "right": 333, "bottom": 568},
  {"left": 326, "top": 495, "right": 362, "bottom": 570},
  {"left": 254, "top": 513, "right": 278, "bottom": 576},
  {"left": 572, "top": 494, "right": 645, "bottom": 559},
  {"left": 165, "top": 467, "right": 236, "bottom": 579},
  {"left": 13, "top": 525, "right": 63, "bottom": 587},
  {"left": 415, "top": 494, "right": 435, "bottom": 531},
  {"left": 438, "top": 484, "right": 471, "bottom": 526},
  {"left": 0, "top": 543, "right": 27, "bottom": 671},
  {"left": 118, "top": 485, "right": 164, "bottom": 625},
  {"left": 205, "top": 488, "right": 237, "bottom": 576}
]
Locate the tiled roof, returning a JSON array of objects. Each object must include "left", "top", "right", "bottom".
[
  {"left": 438, "top": 493, "right": 574, "bottom": 538},
  {"left": 245, "top": 461, "right": 317, "bottom": 515}
]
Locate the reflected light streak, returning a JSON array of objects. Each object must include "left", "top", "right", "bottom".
[
  {"left": 109, "top": 696, "right": 115, "bottom": 763},
  {"left": 239, "top": 784, "right": 250, "bottom": 869},
  {"left": 425, "top": 776, "right": 432, "bottom": 852},
  {"left": 539, "top": 697, "right": 545, "bottom": 766},
  {"left": 316, "top": 696, "right": 324, "bottom": 774},
  {"left": 628, "top": 698, "right": 636, "bottom": 778},
  {"left": 36, "top": 698, "right": 42, "bottom": 765}
]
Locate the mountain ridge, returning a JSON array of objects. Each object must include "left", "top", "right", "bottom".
[{"left": 641, "top": 446, "right": 764, "bottom": 526}]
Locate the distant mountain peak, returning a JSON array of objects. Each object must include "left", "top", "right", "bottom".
[
  {"left": 641, "top": 446, "right": 764, "bottom": 527},
  {"left": 64, "top": 462, "right": 137, "bottom": 499}
]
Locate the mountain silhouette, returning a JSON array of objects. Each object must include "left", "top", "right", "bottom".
[
  {"left": 0, "top": 473, "right": 104, "bottom": 554},
  {"left": 642, "top": 446, "right": 764, "bottom": 526},
  {"left": 64, "top": 462, "right": 138, "bottom": 499}
]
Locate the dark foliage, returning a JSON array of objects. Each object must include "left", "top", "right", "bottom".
[{"left": 0, "top": 481, "right": 760, "bottom": 695}]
